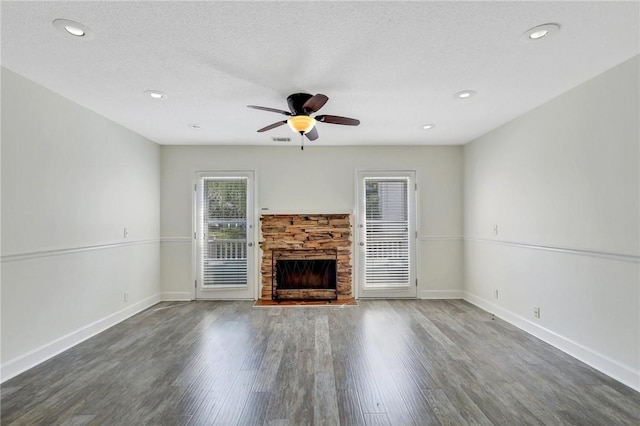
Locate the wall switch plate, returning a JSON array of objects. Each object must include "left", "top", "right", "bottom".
[
  {"left": 493, "top": 224, "right": 499, "bottom": 235},
  {"left": 494, "top": 289, "right": 499, "bottom": 299},
  {"left": 534, "top": 307, "right": 540, "bottom": 319},
  {"left": 124, "top": 292, "right": 129, "bottom": 303},
  {"left": 124, "top": 228, "right": 129, "bottom": 238}
]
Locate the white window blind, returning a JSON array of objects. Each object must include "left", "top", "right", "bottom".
[
  {"left": 363, "top": 177, "right": 410, "bottom": 288},
  {"left": 201, "top": 177, "right": 248, "bottom": 287}
]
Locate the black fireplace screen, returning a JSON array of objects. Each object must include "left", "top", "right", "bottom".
[
  {"left": 272, "top": 249, "right": 338, "bottom": 301},
  {"left": 276, "top": 259, "right": 337, "bottom": 290}
]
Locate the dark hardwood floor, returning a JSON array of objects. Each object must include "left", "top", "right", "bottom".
[{"left": 2, "top": 300, "right": 639, "bottom": 425}]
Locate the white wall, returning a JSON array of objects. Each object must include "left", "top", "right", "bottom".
[
  {"left": 463, "top": 55, "right": 640, "bottom": 391},
  {"left": 1, "top": 68, "right": 162, "bottom": 381},
  {"left": 161, "top": 145, "right": 463, "bottom": 300}
]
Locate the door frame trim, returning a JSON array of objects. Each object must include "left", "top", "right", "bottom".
[
  {"left": 354, "top": 170, "right": 419, "bottom": 299},
  {"left": 191, "top": 170, "right": 258, "bottom": 300}
]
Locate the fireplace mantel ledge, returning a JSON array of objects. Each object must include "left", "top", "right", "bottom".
[{"left": 259, "top": 209, "right": 354, "bottom": 216}]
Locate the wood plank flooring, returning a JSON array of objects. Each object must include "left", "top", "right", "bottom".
[{"left": 2, "top": 300, "right": 639, "bottom": 425}]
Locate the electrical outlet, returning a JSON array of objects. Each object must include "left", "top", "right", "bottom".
[
  {"left": 534, "top": 307, "right": 540, "bottom": 319},
  {"left": 493, "top": 224, "right": 499, "bottom": 235},
  {"left": 124, "top": 228, "right": 129, "bottom": 238},
  {"left": 124, "top": 292, "right": 129, "bottom": 303}
]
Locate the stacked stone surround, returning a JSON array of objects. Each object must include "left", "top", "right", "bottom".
[{"left": 259, "top": 214, "right": 353, "bottom": 300}]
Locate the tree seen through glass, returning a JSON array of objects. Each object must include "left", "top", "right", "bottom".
[{"left": 206, "top": 179, "right": 247, "bottom": 240}]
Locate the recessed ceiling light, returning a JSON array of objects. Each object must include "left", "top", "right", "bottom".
[
  {"left": 64, "top": 25, "right": 84, "bottom": 36},
  {"left": 454, "top": 90, "right": 476, "bottom": 99},
  {"left": 144, "top": 90, "right": 167, "bottom": 100},
  {"left": 529, "top": 30, "right": 548, "bottom": 39},
  {"left": 52, "top": 19, "right": 93, "bottom": 39},
  {"left": 524, "top": 23, "right": 560, "bottom": 41},
  {"left": 422, "top": 124, "right": 435, "bottom": 130}
]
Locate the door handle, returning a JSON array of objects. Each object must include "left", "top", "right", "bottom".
[
  {"left": 359, "top": 242, "right": 365, "bottom": 246},
  {"left": 247, "top": 242, "right": 254, "bottom": 247}
]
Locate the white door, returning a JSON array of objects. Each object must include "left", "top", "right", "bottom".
[
  {"left": 195, "top": 171, "right": 255, "bottom": 299},
  {"left": 357, "top": 171, "right": 417, "bottom": 298}
]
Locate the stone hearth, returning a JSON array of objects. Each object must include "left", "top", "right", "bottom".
[{"left": 259, "top": 214, "right": 352, "bottom": 300}]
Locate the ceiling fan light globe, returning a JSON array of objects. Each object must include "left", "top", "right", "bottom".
[{"left": 287, "top": 115, "right": 316, "bottom": 134}]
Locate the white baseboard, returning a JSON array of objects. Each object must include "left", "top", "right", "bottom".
[
  {"left": 1, "top": 293, "right": 161, "bottom": 383},
  {"left": 418, "top": 289, "right": 463, "bottom": 299},
  {"left": 160, "top": 292, "right": 193, "bottom": 301},
  {"left": 463, "top": 291, "right": 640, "bottom": 392}
]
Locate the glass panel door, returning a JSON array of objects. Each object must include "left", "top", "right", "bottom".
[
  {"left": 357, "top": 171, "right": 417, "bottom": 298},
  {"left": 196, "top": 171, "right": 254, "bottom": 299}
]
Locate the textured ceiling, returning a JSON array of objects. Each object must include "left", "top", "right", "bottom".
[{"left": 1, "top": 1, "right": 638, "bottom": 146}]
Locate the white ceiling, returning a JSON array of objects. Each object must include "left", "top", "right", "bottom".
[{"left": 1, "top": 1, "right": 638, "bottom": 146}]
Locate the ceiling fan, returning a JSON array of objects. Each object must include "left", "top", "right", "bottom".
[{"left": 248, "top": 93, "right": 360, "bottom": 149}]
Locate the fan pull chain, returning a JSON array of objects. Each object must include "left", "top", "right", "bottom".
[{"left": 300, "top": 133, "right": 304, "bottom": 150}]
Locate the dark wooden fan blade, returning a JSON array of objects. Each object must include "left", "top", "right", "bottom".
[
  {"left": 257, "top": 121, "right": 287, "bottom": 132},
  {"left": 302, "top": 94, "right": 329, "bottom": 113},
  {"left": 247, "top": 105, "right": 291, "bottom": 116},
  {"left": 316, "top": 115, "right": 360, "bottom": 126},
  {"left": 305, "top": 126, "right": 319, "bottom": 141}
]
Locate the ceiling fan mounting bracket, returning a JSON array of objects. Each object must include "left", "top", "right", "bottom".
[{"left": 287, "top": 93, "right": 314, "bottom": 115}]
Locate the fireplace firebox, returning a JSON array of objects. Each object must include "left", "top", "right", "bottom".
[{"left": 272, "top": 249, "right": 338, "bottom": 301}]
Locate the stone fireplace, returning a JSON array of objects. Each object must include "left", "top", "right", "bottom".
[{"left": 259, "top": 214, "right": 353, "bottom": 300}]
